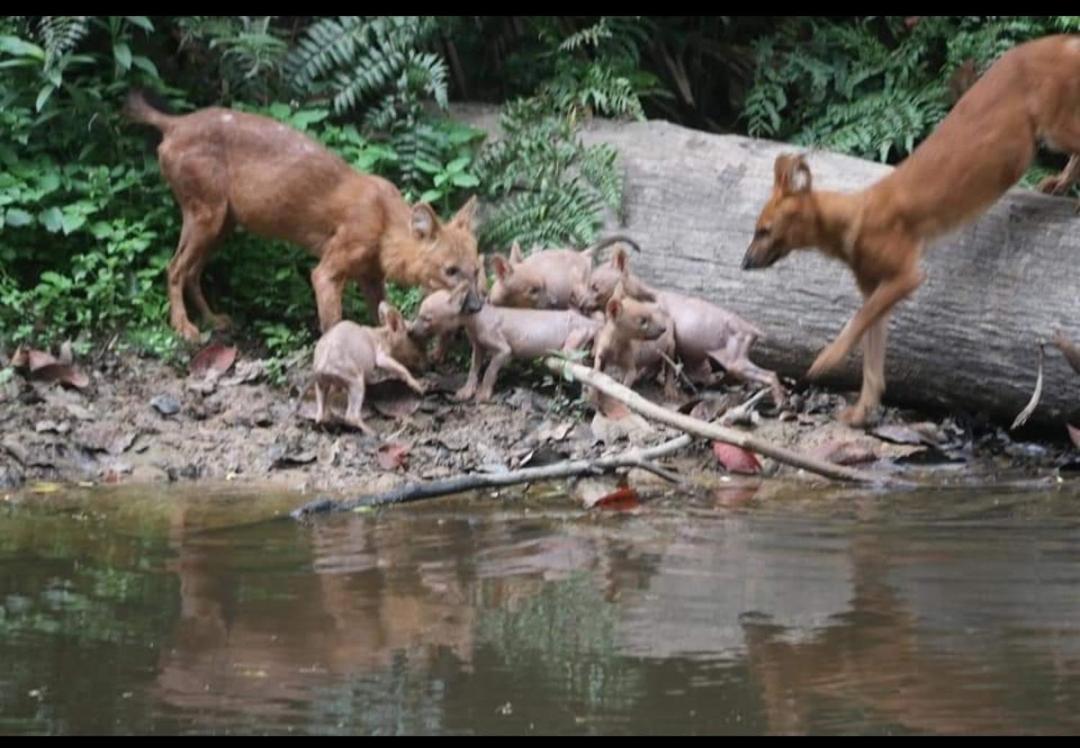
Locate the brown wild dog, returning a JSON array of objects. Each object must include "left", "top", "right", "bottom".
[
  {"left": 124, "top": 90, "right": 483, "bottom": 342},
  {"left": 742, "top": 34, "right": 1080, "bottom": 427}
]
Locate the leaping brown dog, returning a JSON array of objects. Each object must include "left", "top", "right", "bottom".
[{"left": 742, "top": 35, "right": 1080, "bottom": 427}]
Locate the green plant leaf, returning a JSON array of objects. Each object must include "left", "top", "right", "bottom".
[
  {"left": 113, "top": 42, "right": 132, "bottom": 71},
  {"left": 0, "top": 35, "right": 45, "bottom": 60},
  {"left": 124, "top": 16, "right": 155, "bottom": 33},
  {"left": 38, "top": 206, "right": 63, "bottom": 233},
  {"left": 5, "top": 208, "right": 33, "bottom": 227},
  {"left": 35, "top": 84, "right": 56, "bottom": 112}
]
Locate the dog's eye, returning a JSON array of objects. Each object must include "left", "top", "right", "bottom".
[
  {"left": 530, "top": 286, "right": 540, "bottom": 295},
  {"left": 755, "top": 225, "right": 771, "bottom": 239},
  {"left": 446, "top": 266, "right": 459, "bottom": 277}
]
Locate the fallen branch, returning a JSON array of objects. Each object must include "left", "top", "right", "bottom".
[
  {"left": 545, "top": 356, "right": 903, "bottom": 486},
  {"left": 290, "top": 434, "right": 694, "bottom": 519}
]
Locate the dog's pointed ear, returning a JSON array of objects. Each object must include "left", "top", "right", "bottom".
[
  {"left": 774, "top": 153, "right": 812, "bottom": 195},
  {"left": 450, "top": 195, "right": 478, "bottom": 229},
  {"left": 411, "top": 203, "right": 440, "bottom": 240}
]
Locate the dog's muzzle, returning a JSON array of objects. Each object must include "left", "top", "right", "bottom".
[{"left": 463, "top": 288, "right": 484, "bottom": 314}]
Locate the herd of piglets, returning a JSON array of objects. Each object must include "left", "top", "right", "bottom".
[{"left": 309, "top": 236, "right": 784, "bottom": 432}]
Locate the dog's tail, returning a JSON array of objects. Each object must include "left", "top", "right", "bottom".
[{"left": 123, "top": 89, "right": 175, "bottom": 132}]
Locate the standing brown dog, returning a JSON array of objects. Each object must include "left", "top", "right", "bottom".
[
  {"left": 742, "top": 35, "right": 1080, "bottom": 427},
  {"left": 124, "top": 90, "right": 483, "bottom": 342}
]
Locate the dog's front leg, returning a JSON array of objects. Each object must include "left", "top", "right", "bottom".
[{"left": 808, "top": 261, "right": 924, "bottom": 382}]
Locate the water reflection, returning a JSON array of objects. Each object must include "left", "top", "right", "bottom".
[{"left": 2, "top": 482, "right": 1080, "bottom": 734}]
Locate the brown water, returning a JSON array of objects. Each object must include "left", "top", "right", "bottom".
[{"left": 2, "top": 479, "right": 1080, "bottom": 735}]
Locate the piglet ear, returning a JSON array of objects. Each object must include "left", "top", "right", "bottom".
[
  {"left": 491, "top": 254, "right": 513, "bottom": 281},
  {"left": 379, "top": 302, "right": 403, "bottom": 333},
  {"left": 612, "top": 246, "right": 629, "bottom": 273},
  {"left": 605, "top": 297, "right": 622, "bottom": 319},
  {"left": 509, "top": 241, "right": 524, "bottom": 264}
]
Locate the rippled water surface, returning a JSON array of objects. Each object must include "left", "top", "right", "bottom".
[{"left": 3, "top": 480, "right": 1080, "bottom": 734}]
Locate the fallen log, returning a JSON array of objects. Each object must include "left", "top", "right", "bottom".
[{"left": 453, "top": 105, "right": 1080, "bottom": 427}]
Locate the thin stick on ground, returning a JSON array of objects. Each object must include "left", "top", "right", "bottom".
[
  {"left": 290, "top": 434, "right": 694, "bottom": 519},
  {"left": 544, "top": 356, "right": 906, "bottom": 486}
]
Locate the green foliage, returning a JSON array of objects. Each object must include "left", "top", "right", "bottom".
[
  {"left": 175, "top": 16, "right": 287, "bottom": 102},
  {"left": 285, "top": 16, "right": 447, "bottom": 119},
  {"left": 475, "top": 98, "right": 623, "bottom": 252},
  {"left": 743, "top": 15, "right": 1077, "bottom": 175}
]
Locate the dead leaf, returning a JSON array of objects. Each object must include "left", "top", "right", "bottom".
[
  {"left": 1068, "top": 424, "right": 1080, "bottom": 451},
  {"left": 190, "top": 343, "right": 237, "bottom": 379},
  {"left": 689, "top": 396, "right": 732, "bottom": 423},
  {"left": 872, "top": 424, "right": 936, "bottom": 446},
  {"left": 11, "top": 346, "right": 90, "bottom": 389},
  {"left": 591, "top": 486, "right": 641, "bottom": 511},
  {"left": 32, "top": 362, "right": 90, "bottom": 389},
  {"left": 575, "top": 477, "right": 640, "bottom": 510},
  {"left": 377, "top": 442, "right": 410, "bottom": 471},
  {"left": 711, "top": 442, "right": 762, "bottom": 475},
  {"left": 810, "top": 440, "right": 879, "bottom": 466}
]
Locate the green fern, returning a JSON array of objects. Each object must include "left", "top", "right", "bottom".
[
  {"left": 475, "top": 98, "right": 623, "bottom": 252},
  {"left": 741, "top": 16, "right": 1073, "bottom": 164},
  {"left": 37, "top": 16, "right": 89, "bottom": 70},
  {"left": 285, "top": 16, "right": 445, "bottom": 118}
]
